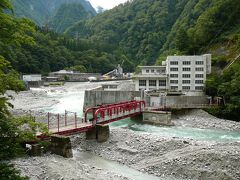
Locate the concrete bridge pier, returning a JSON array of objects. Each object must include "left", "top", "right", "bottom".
[
  {"left": 86, "top": 124, "right": 110, "bottom": 142},
  {"left": 50, "top": 135, "right": 73, "bottom": 158}
]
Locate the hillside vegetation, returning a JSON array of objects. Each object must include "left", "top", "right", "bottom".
[
  {"left": 66, "top": 0, "right": 240, "bottom": 65},
  {"left": 10, "top": 0, "right": 96, "bottom": 32},
  {"left": 50, "top": 3, "right": 94, "bottom": 33}
]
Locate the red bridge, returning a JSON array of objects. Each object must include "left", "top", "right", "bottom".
[{"left": 38, "top": 100, "right": 145, "bottom": 138}]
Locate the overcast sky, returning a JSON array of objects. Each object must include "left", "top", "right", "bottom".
[{"left": 88, "top": 0, "right": 129, "bottom": 10}]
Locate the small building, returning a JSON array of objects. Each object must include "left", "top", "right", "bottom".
[
  {"left": 133, "top": 54, "right": 211, "bottom": 94},
  {"left": 49, "top": 70, "right": 101, "bottom": 82},
  {"left": 23, "top": 74, "right": 42, "bottom": 82},
  {"left": 134, "top": 66, "right": 168, "bottom": 91},
  {"left": 102, "top": 83, "right": 119, "bottom": 91},
  {"left": 22, "top": 74, "right": 43, "bottom": 88}
]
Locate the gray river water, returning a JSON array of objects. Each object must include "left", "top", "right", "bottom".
[
  {"left": 74, "top": 150, "right": 162, "bottom": 180},
  {"left": 40, "top": 88, "right": 240, "bottom": 180}
]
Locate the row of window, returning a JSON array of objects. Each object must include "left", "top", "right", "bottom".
[
  {"left": 170, "top": 86, "right": 204, "bottom": 90},
  {"left": 170, "top": 61, "right": 204, "bottom": 65},
  {"left": 170, "top": 74, "right": 204, "bottom": 78},
  {"left": 139, "top": 80, "right": 167, "bottom": 86},
  {"left": 140, "top": 79, "right": 204, "bottom": 86},
  {"left": 170, "top": 80, "right": 204, "bottom": 84},
  {"left": 145, "top": 69, "right": 166, "bottom": 73},
  {"left": 170, "top": 67, "right": 204, "bottom": 71}
]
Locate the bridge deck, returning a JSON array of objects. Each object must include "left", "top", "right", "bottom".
[{"left": 37, "top": 100, "right": 146, "bottom": 138}]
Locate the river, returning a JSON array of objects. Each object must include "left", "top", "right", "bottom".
[
  {"left": 42, "top": 87, "right": 240, "bottom": 142},
  {"left": 16, "top": 83, "right": 240, "bottom": 180}
]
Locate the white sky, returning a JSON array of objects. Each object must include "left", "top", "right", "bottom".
[{"left": 88, "top": 0, "right": 129, "bottom": 10}]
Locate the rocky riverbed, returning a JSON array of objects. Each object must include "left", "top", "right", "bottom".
[
  {"left": 74, "top": 128, "right": 240, "bottom": 180},
  {"left": 8, "top": 82, "right": 240, "bottom": 180}
]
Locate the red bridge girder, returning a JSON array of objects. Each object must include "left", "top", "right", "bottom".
[
  {"left": 38, "top": 100, "right": 146, "bottom": 139},
  {"left": 84, "top": 100, "right": 145, "bottom": 125}
]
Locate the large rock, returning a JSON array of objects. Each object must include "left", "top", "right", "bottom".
[{"left": 50, "top": 135, "right": 73, "bottom": 158}]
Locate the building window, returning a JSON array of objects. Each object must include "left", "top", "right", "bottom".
[
  {"left": 182, "top": 80, "right": 191, "bottom": 84},
  {"left": 157, "top": 70, "right": 160, "bottom": 73},
  {"left": 139, "top": 80, "right": 146, "bottom": 86},
  {"left": 159, "top": 80, "right": 166, "bottom": 86},
  {"left": 149, "top": 80, "right": 157, "bottom": 86},
  {"left": 171, "top": 86, "right": 178, "bottom": 90},
  {"left": 170, "top": 61, "right": 178, "bottom": 65},
  {"left": 195, "top": 74, "right": 204, "bottom": 78},
  {"left": 195, "top": 86, "right": 204, "bottom": 90},
  {"left": 170, "top": 74, "right": 178, "bottom": 78},
  {"left": 183, "top": 68, "right": 191, "bottom": 71},
  {"left": 151, "top": 69, "right": 155, "bottom": 73},
  {"left": 170, "top": 68, "right": 178, "bottom": 71},
  {"left": 146, "top": 69, "right": 149, "bottom": 73},
  {"left": 196, "top": 67, "right": 204, "bottom": 71},
  {"left": 183, "top": 61, "right": 191, "bottom": 65},
  {"left": 170, "top": 80, "right": 178, "bottom": 84},
  {"left": 196, "top": 61, "right": 204, "bottom": 65},
  {"left": 182, "top": 74, "right": 191, "bottom": 78},
  {"left": 182, "top": 86, "right": 190, "bottom": 90},
  {"left": 195, "top": 80, "right": 204, "bottom": 84}
]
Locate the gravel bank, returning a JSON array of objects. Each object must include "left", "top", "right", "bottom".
[
  {"left": 173, "top": 109, "right": 240, "bottom": 131},
  {"left": 12, "top": 153, "right": 130, "bottom": 180},
  {"left": 75, "top": 128, "right": 240, "bottom": 180}
]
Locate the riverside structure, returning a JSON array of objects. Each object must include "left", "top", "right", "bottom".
[{"left": 134, "top": 54, "right": 211, "bottom": 93}]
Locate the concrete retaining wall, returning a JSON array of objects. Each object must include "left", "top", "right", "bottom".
[
  {"left": 143, "top": 111, "right": 172, "bottom": 126},
  {"left": 84, "top": 90, "right": 141, "bottom": 110},
  {"left": 150, "top": 96, "right": 210, "bottom": 108}
]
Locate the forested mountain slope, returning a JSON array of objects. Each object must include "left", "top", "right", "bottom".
[
  {"left": 66, "top": 0, "right": 240, "bottom": 65},
  {"left": 10, "top": 0, "right": 96, "bottom": 32},
  {"left": 50, "top": 3, "right": 94, "bottom": 33},
  {"left": 65, "top": 0, "right": 240, "bottom": 121}
]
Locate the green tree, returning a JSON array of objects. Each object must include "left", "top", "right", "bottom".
[{"left": 175, "top": 28, "right": 189, "bottom": 52}]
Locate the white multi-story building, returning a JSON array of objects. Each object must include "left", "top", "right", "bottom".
[{"left": 134, "top": 54, "right": 211, "bottom": 92}]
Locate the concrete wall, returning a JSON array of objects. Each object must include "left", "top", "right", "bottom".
[
  {"left": 143, "top": 111, "right": 172, "bottom": 126},
  {"left": 150, "top": 96, "right": 209, "bottom": 108},
  {"left": 23, "top": 74, "right": 42, "bottom": 81},
  {"left": 84, "top": 90, "right": 141, "bottom": 109}
]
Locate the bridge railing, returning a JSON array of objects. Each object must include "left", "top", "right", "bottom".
[
  {"left": 47, "top": 111, "right": 88, "bottom": 133},
  {"left": 92, "top": 100, "right": 146, "bottom": 124}
]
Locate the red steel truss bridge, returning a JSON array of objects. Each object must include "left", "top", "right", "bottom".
[{"left": 37, "top": 100, "right": 145, "bottom": 138}]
